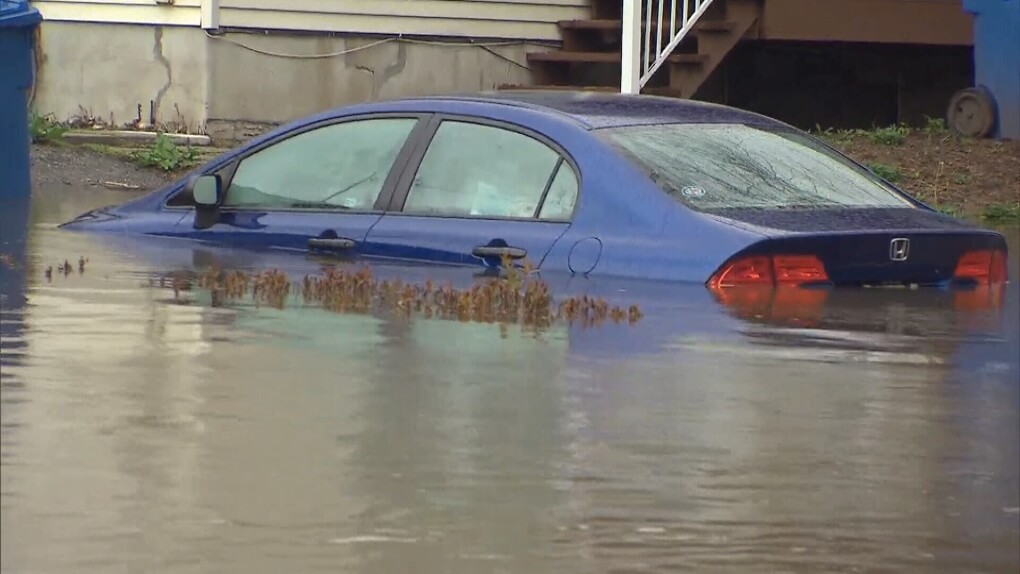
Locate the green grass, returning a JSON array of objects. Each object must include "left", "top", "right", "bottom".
[
  {"left": 129, "top": 133, "right": 200, "bottom": 172},
  {"left": 81, "top": 143, "right": 133, "bottom": 158},
  {"left": 29, "top": 110, "right": 68, "bottom": 144},
  {"left": 868, "top": 125, "right": 910, "bottom": 146},
  {"left": 811, "top": 125, "right": 862, "bottom": 143},
  {"left": 981, "top": 203, "right": 1020, "bottom": 223},
  {"left": 868, "top": 162, "right": 903, "bottom": 183},
  {"left": 932, "top": 203, "right": 963, "bottom": 218},
  {"left": 812, "top": 123, "right": 911, "bottom": 146},
  {"left": 923, "top": 116, "right": 947, "bottom": 135}
]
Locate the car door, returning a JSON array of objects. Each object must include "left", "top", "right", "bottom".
[
  {"left": 364, "top": 116, "right": 580, "bottom": 269},
  {"left": 168, "top": 114, "right": 430, "bottom": 259}
]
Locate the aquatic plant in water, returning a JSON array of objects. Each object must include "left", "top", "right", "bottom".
[
  {"left": 155, "top": 257, "right": 642, "bottom": 330},
  {"left": 45, "top": 252, "right": 643, "bottom": 329}
]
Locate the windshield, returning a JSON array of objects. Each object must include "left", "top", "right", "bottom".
[{"left": 599, "top": 123, "right": 914, "bottom": 210}]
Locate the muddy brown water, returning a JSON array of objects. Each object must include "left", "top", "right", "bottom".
[{"left": 2, "top": 186, "right": 1018, "bottom": 573}]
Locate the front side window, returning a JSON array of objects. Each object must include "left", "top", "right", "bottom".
[
  {"left": 599, "top": 123, "right": 915, "bottom": 211},
  {"left": 402, "top": 121, "right": 578, "bottom": 219},
  {"left": 222, "top": 118, "right": 417, "bottom": 210}
]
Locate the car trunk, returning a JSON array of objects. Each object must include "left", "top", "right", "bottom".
[{"left": 705, "top": 208, "right": 1009, "bottom": 287}]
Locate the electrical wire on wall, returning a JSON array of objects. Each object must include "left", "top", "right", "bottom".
[{"left": 203, "top": 29, "right": 559, "bottom": 72}]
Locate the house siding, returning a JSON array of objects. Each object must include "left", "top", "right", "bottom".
[
  {"left": 31, "top": 0, "right": 203, "bottom": 26},
  {"left": 31, "top": 0, "right": 590, "bottom": 40}
]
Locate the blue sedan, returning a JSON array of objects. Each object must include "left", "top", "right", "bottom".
[{"left": 61, "top": 91, "right": 1009, "bottom": 288}]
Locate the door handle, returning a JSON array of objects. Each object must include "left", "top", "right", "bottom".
[
  {"left": 308, "top": 237, "right": 356, "bottom": 251},
  {"left": 472, "top": 245, "right": 527, "bottom": 260}
]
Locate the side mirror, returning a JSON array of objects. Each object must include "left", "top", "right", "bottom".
[
  {"left": 192, "top": 174, "right": 223, "bottom": 230},
  {"left": 193, "top": 174, "right": 222, "bottom": 208}
]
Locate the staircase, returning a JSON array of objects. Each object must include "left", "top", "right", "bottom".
[{"left": 506, "top": 0, "right": 762, "bottom": 98}]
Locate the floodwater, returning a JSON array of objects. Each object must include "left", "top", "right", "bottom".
[{"left": 2, "top": 186, "right": 1018, "bottom": 574}]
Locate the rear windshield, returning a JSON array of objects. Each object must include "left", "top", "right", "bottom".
[{"left": 599, "top": 123, "right": 915, "bottom": 210}]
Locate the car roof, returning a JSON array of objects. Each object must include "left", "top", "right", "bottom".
[{"left": 383, "top": 90, "right": 789, "bottom": 130}]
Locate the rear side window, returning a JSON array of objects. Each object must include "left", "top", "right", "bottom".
[
  {"left": 402, "top": 121, "right": 578, "bottom": 220},
  {"left": 599, "top": 123, "right": 914, "bottom": 210},
  {"left": 538, "top": 162, "right": 578, "bottom": 219}
]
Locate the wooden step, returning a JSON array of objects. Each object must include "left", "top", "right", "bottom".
[
  {"left": 558, "top": 19, "right": 638, "bottom": 31},
  {"left": 697, "top": 20, "right": 737, "bottom": 33},
  {"left": 668, "top": 0, "right": 762, "bottom": 98},
  {"left": 557, "top": 18, "right": 736, "bottom": 33},
  {"left": 527, "top": 51, "right": 709, "bottom": 65}
]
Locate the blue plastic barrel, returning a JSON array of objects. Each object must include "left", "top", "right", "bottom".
[
  {"left": 0, "top": 0, "right": 42, "bottom": 200},
  {"left": 956, "top": 0, "right": 1020, "bottom": 140}
]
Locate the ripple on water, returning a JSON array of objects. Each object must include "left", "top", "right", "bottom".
[{"left": 0, "top": 222, "right": 1016, "bottom": 573}]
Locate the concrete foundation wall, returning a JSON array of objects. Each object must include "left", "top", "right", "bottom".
[
  {"left": 205, "top": 32, "right": 540, "bottom": 125},
  {"left": 34, "top": 22, "right": 208, "bottom": 132},
  {"left": 32, "top": 22, "right": 544, "bottom": 141}
]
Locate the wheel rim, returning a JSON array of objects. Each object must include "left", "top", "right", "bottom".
[{"left": 948, "top": 88, "right": 995, "bottom": 138}]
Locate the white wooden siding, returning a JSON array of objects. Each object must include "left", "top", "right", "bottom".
[
  {"left": 31, "top": 0, "right": 589, "bottom": 39},
  {"left": 32, "top": 0, "right": 203, "bottom": 26}
]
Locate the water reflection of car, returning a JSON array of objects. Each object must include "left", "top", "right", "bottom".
[
  {"left": 61, "top": 91, "right": 1008, "bottom": 290},
  {"left": 70, "top": 229, "right": 1015, "bottom": 372},
  {"left": 708, "top": 283, "right": 1014, "bottom": 361}
]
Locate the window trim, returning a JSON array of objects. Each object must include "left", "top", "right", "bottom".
[
  {"left": 384, "top": 114, "right": 582, "bottom": 223},
  {"left": 161, "top": 112, "right": 435, "bottom": 213}
]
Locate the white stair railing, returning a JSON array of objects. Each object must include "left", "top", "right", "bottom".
[{"left": 621, "top": 0, "right": 718, "bottom": 94}]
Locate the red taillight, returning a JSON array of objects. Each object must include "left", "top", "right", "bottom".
[
  {"left": 710, "top": 255, "right": 773, "bottom": 286},
  {"left": 709, "top": 254, "right": 829, "bottom": 288},
  {"left": 954, "top": 249, "right": 1008, "bottom": 284},
  {"left": 774, "top": 255, "right": 830, "bottom": 284}
]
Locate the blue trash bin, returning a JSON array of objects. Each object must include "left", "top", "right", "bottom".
[
  {"left": 0, "top": 0, "right": 42, "bottom": 200},
  {"left": 953, "top": 0, "right": 1020, "bottom": 140}
]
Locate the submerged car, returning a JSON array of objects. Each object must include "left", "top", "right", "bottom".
[{"left": 62, "top": 91, "right": 1009, "bottom": 288}]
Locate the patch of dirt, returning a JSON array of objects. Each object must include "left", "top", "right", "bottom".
[
  {"left": 824, "top": 132, "right": 1020, "bottom": 217},
  {"left": 31, "top": 143, "right": 178, "bottom": 193}
]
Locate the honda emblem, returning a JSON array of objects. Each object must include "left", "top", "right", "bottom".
[{"left": 889, "top": 238, "right": 910, "bottom": 262}]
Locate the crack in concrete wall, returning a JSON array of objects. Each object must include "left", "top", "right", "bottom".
[
  {"left": 355, "top": 65, "right": 376, "bottom": 93},
  {"left": 152, "top": 26, "right": 172, "bottom": 123},
  {"left": 344, "top": 40, "right": 407, "bottom": 100},
  {"left": 377, "top": 43, "right": 407, "bottom": 97}
]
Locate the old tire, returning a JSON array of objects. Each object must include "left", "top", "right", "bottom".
[{"left": 947, "top": 86, "right": 997, "bottom": 138}]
